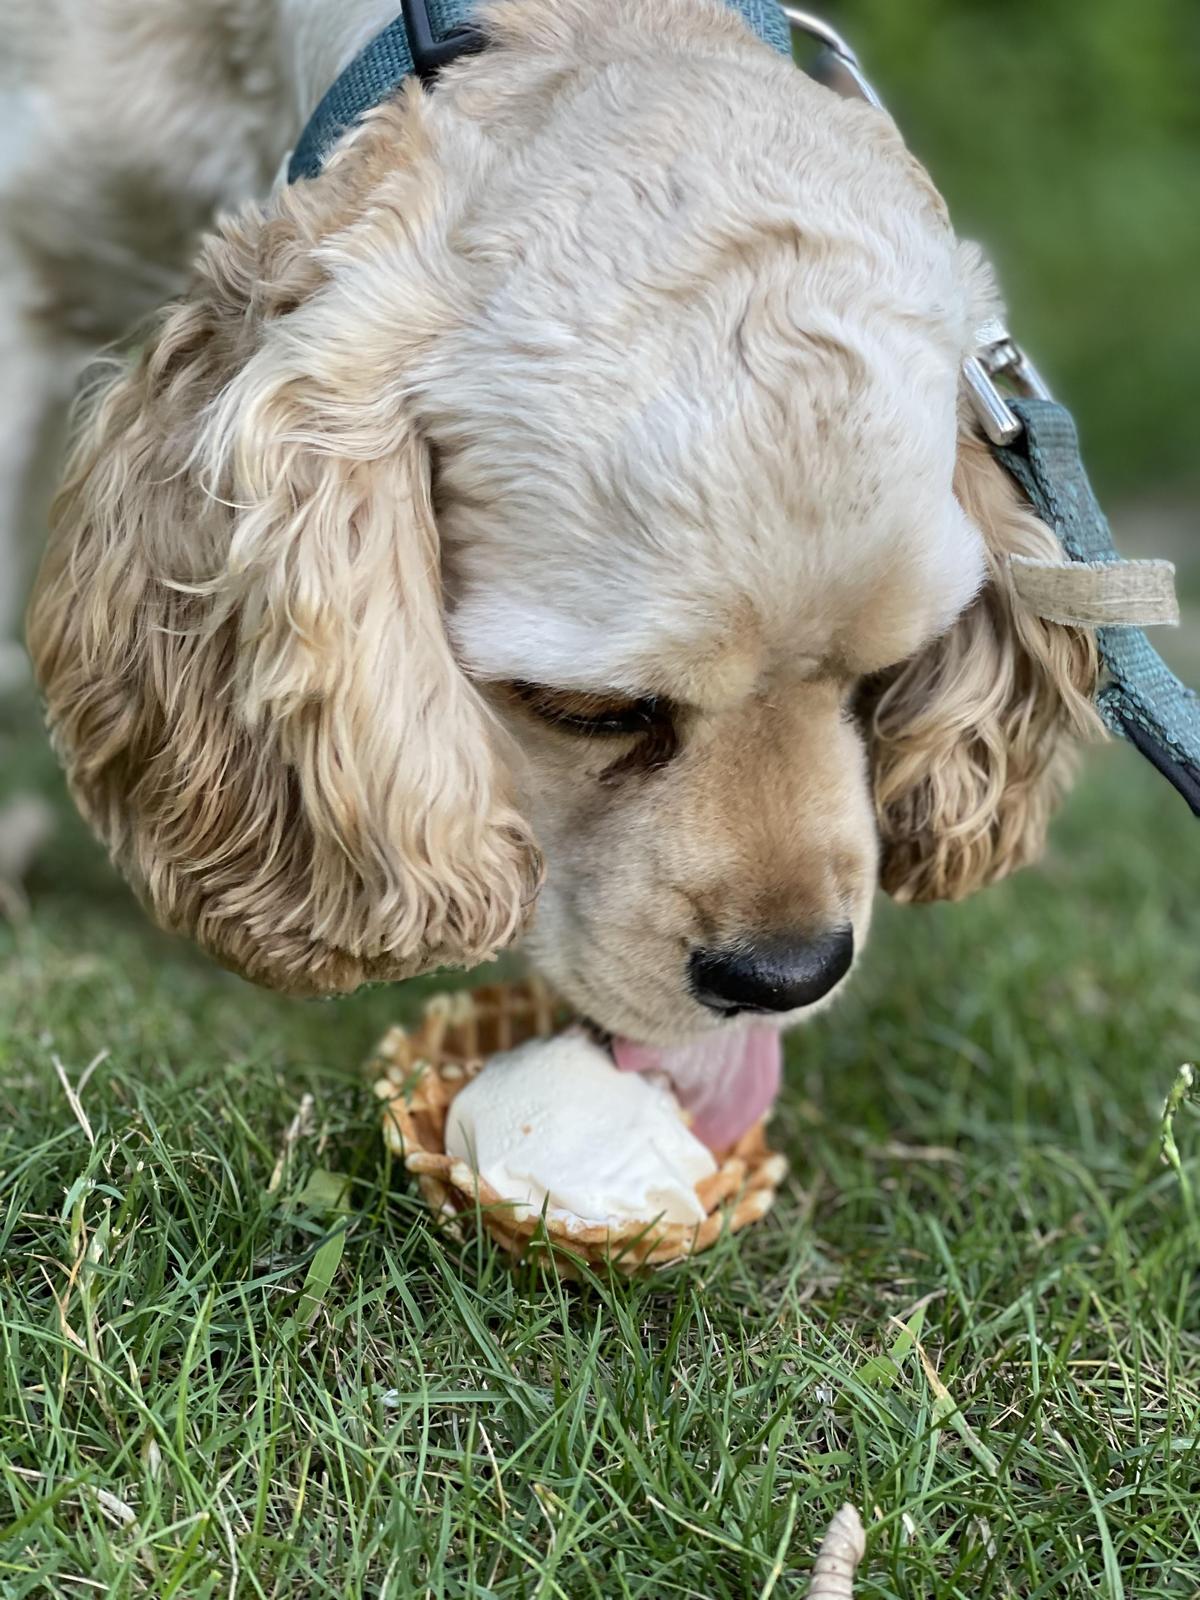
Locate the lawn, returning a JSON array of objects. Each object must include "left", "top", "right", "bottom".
[
  {"left": 2, "top": 4, "right": 1198, "bottom": 1593},
  {"left": 2, "top": 653, "right": 1199, "bottom": 1599}
]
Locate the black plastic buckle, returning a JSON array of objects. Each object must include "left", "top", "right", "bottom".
[{"left": 401, "top": 0, "right": 486, "bottom": 84}]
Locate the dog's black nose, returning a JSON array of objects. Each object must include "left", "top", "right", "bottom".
[{"left": 690, "top": 929, "right": 854, "bottom": 1016}]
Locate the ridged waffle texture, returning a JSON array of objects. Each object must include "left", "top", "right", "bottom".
[{"left": 372, "top": 981, "right": 787, "bottom": 1275}]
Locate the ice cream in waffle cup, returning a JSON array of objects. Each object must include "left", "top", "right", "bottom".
[{"left": 371, "top": 979, "right": 788, "bottom": 1276}]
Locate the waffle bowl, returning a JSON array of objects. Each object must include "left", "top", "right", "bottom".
[{"left": 371, "top": 980, "right": 788, "bottom": 1276}]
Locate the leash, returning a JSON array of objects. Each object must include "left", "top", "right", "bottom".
[
  {"left": 289, "top": 1, "right": 1200, "bottom": 818},
  {"left": 997, "top": 399, "right": 1199, "bottom": 811},
  {"left": 782, "top": 7, "right": 1200, "bottom": 817}
]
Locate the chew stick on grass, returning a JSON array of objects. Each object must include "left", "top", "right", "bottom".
[{"left": 804, "top": 1504, "right": 865, "bottom": 1598}]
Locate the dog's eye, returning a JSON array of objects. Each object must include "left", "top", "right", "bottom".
[{"left": 509, "top": 681, "right": 662, "bottom": 736}]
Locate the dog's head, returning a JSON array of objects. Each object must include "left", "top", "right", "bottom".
[{"left": 28, "top": 0, "right": 1098, "bottom": 1090}]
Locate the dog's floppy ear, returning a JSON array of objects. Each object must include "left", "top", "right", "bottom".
[
  {"left": 866, "top": 426, "right": 1102, "bottom": 903},
  {"left": 27, "top": 110, "right": 540, "bottom": 994}
]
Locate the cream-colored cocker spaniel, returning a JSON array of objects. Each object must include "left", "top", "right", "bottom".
[{"left": 7, "top": 0, "right": 1098, "bottom": 1144}]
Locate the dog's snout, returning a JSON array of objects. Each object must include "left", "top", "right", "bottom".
[{"left": 689, "top": 928, "right": 854, "bottom": 1016}]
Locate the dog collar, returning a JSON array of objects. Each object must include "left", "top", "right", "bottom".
[
  {"left": 289, "top": 3, "right": 1200, "bottom": 816},
  {"left": 288, "top": 0, "right": 793, "bottom": 184}
]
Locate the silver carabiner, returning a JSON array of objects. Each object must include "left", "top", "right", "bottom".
[
  {"left": 780, "top": 7, "right": 884, "bottom": 108},
  {"left": 963, "top": 318, "right": 1053, "bottom": 444}
]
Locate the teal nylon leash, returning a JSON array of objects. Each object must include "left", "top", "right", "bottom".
[{"left": 997, "top": 399, "right": 1200, "bottom": 814}]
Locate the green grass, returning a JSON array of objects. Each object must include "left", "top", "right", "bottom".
[
  {"left": 830, "top": 0, "right": 1200, "bottom": 500},
  {"left": 4, "top": 10, "right": 1199, "bottom": 1592},
  {"left": 2, "top": 676, "right": 1200, "bottom": 1597}
]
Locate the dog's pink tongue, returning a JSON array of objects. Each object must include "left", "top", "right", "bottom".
[{"left": 611, "top": 1025, "right": 781, "bottom": 1153}]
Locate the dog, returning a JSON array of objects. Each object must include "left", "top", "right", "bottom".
[{"left": 6, "top": 0, "right": 1099, "bottom": 1144}]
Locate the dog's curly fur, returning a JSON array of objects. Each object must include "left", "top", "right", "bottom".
[
  {"left": 28, "top": 108, "right": 542, "bottom": 995},
  {"left": 14, "top": 0, "right": 1100, "bottom": 1041},
  {"left": 868, "top": 431, "right": 1099, "bottom": 903}
]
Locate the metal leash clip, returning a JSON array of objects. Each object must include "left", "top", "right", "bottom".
[
  {"left": 962, "top": 317, "right": 1054, "bottom": 445},
  {"left": 783, "top": 8, "right": 1047, "bottom": 446},
  {"left": 781, "top": 7, "right": 883, "bottom": 108}
]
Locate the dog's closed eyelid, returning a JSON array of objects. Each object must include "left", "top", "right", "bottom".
[{"left": 505, "top": 680, "right": 667, "bottom": 737}]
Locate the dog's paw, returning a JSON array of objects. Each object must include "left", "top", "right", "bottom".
[{"left": 0, "top": 793, "right": 54, "bottom": 912}]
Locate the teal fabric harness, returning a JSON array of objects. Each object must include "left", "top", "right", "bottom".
[
  {"left": 288, "top": 1, "right": 1200, "bottom": 818},
  {"left": 288, "top": 0, "right": 791, "bottom": 181}
]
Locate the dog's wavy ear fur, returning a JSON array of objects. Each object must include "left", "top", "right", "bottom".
[
  {"left": 866, "top": 424, "right": 1102, "bottom": 903},
  {"left": 27, "top": 102, "right": 540, "bottom": 995}
]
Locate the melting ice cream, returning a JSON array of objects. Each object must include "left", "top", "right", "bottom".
[{"left": 445, "top": 1033, "right": 716, "bottom": 1229}]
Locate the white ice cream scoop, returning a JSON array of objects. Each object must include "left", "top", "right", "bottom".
[{"left": 444, "top": 1032, "right": 717, "bottom": 1229}]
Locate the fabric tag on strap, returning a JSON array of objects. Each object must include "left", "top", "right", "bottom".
[
  {"left": 993, "top": 398, "right": 1200, "bottom": 817},
  {"left": 1008, "top": 555, "right": 1180, "bottom": 630}
]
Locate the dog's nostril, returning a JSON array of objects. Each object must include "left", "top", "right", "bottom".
[{"left": 689, "top": 928, "right": 854, "bottom": 1015}]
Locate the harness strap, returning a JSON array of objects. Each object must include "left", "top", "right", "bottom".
[
  {"left": 290, "top": 1, "right": 475, "bottom": 182},
  {"left": 995, "top": 398, "right": 1200, "bottom": 816},
  {"left": 288, "top": 1, "right": 793, "bottom": 184}
]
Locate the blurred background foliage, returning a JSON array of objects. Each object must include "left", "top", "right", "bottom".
[{"left": 828, "top": 0, "right": 1199, "bottom": 501}]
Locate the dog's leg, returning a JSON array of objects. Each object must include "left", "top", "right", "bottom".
[
  {"left": 0, "top": 251, "right": 77, "bottom": 896},
  {"left": 0, "top": 0, "right": 297, "bottom": 681},
  {"left": 0, "top": 258, "right": 85, "bottom": 687}
]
